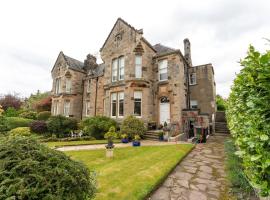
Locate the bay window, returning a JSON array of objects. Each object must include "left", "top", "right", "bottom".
[
  {"left": 135, "top": 55, "right": 142, "bottom": 78},
  {"left": 158, "top": 59, "right": 168, "bottom": 81},
  {"left": 134, "top": 91, "right": 142, "bottom": 117}
]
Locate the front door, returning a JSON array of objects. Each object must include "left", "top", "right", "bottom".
[{"left": 159, "top": 97, "right": 170, "bottom": 125}]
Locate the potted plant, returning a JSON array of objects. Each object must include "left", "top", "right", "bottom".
[
  {"left": 121, "top": 134, "right": 129, "bottom": 143},
  {"left": 158, "top": 131, "right": 164, "bottom": 141},
  {"left": 104, "top": 126, "right": 117, "bottom": 157},
  {"left": 132, "top": 135, "right": 141, "bottom": 147}
]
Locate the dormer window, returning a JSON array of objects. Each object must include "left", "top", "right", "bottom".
[{"left": 158, "top": 59, "right": 168, "bottom": 81}]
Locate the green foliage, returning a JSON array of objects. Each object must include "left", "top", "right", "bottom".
[
  {"left": 8, "top": 127, "right": 31, "bottom": 136},
  {"left": 104, "top": 126, "right": 117, "bottom": 141},
  {"left": 47, "top": 115, "right": 78, "bottom": 138},
  {"left": 81, "top": 116, "right": 117, "bottom": 139},
  {"left": 225, "top": 139, "right": 256, "bottom": 199},
  {"left": 216, "top": 94, "right": 227, "bottom": 111},
  {"left": 30, "top": 120, "right": 48, "bottom": 134},
  {"left": 19, "top": 110, "right": 37, "bottom": 119},
  {"left": 4, "top": 107, "right": 19, "bottom": 117},
  {"left": 121, "top": 134, "right": 128, "bottom": 139},
  {"left": 0, "top": 116, "right": 8, "bottom": 133},
  {"left": 6, "top": 117, "right": 33, "bottom": 130},
  {"left": 227, "top": 45, "right": 270, "bottom": 196},
  {"left": 37, "top": 111, "right": 51, "bottom": 121},
  {"left": 0, "top": 105, "right": 4, "bottom": 116},
  {"left": 120, "top": 116, "right": 146, "bottom": 138},
  {"left": 0, "top": 136, "right": 96, "bottom": 199},
  {"left": 134, "top": 135, "right": 141, "bottom": 141},
  {"left": 24, "top": 90, "right": 51, "bottom": 111}
]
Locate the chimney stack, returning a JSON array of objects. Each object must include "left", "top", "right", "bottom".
[
  {"left": 183, "top": 38, "right": 192, "bottom": 67},
  {"left": 84, "top": 54, "right": 98, "bottom": 74}
]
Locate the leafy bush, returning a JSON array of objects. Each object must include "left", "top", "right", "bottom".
[
  {"left": 30, "top": 120, "right": 47, "bottom": 134},
  {"left": 19, "top": 110, "right": 37, "bottom": 119},
  {"left": 8, "top": 127, "right": 31, "bottom": 136},
  {"left": 4, "top": 107, "right": 19, "bottom": 117},
  {"left": 120, "top": 116, "right": 146, "bottom": 138},
  {"left": 81, "top": 116, "right": 117, "bottom": 139},
  {"left": 227, "top": 45, "right": 270, "bottom": 196},
  {"left": 34, "top": 96, "right": 52, "bottom": 112},
  {"left": 37, "top": 111, "right": 51, "bottom": 121},
  {"left": 0, "top": 94, "right": 22, "bottom": 110},
  {"left": 0, "top": 116, "right": 8, "bottom": 133},
  {"left": 47, "top": 115, "right": 78, "bottom": 138},
  {"left": 0, "top": 136, "right": 96, "bottom": 200},
  {"left": 216, "top": 94, "right": 227, "bottom": 111},
  {"left": 6, "top": 117, "right": 33, "bottom": 130}
]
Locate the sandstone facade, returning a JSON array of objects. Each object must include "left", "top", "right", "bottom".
[{"left": 50, "top": 18, "right": 216, "bottom": 131}]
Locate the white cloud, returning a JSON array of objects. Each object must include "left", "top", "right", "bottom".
[{"left": 0, "top": 0, "right": 269, "bottom": 98}]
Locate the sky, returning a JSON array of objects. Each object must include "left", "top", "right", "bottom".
[{"left": 0, "top": 0, "right": 269, "bottom": 98}]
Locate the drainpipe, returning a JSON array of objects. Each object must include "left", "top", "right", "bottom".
[
  {"left": 94, "top": 77, "right": 98, "bottom": 116},
  {"left": 81, "top": 79, "right": 85, "bottom": 120},
  {"left": 185, "top": 63, "right": 190, "bottom": 109}
]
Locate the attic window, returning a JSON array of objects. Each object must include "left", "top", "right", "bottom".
[{"left": 115, "top": 33, "right": 122, "bottom": 47}]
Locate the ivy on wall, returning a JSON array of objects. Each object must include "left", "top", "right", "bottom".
[{"left": 227, "top": 45, "right": 270, "bottom": 197}]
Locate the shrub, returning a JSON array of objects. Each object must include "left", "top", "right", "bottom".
[
  {"left": 19, "top": 110, "right": 37, "bottom": 119},
  {"left": 37, "top": 111, "right": 51, "bottom": 121},
  {"left": 120, "top": 115, "right": 146, "bottom": 138},
  {"left": 81, "top": 116, "right": 117, "bottom": 139},
  {"left": 0, "top": 116, "right": 8, "bottom": 133},
  {"left": 8, "top": 127, "right": 31, "bottom": 136},
  {"left": 0, "top": 94, "right": 22, "bottom": 110},
  {"left": 0, "top": 136, "right": 96, "bottom": 200},
  {"left": 34, "top": 96, "right": 52, "bottom": 112},
  {"left": 47, "top": 115, "right": 78, "bottom": 138},
  {"left": 30, "top": 120, "right": 47, "bottom": 134},
  {"left": 227, "top": 45, "right": 270, "bottom": 196},
  {"left": 6, "top": 117, "right": 33, "bottom": 130},
  {"left": 4, "top": 107, "right": 19, "bottom": 117}
]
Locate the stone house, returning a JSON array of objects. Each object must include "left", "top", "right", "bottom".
[{"left": 50, "top": 18, "right": 216, "bottom": 131}]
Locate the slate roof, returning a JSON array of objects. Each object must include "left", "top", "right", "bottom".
[
  {"left": 62, "top": 53, "right": 85, "bottom": 73},
  {"left": 89, "top": 63, "right": 105, "bottom": 78},
  {"left": 153, "top": 43, "right": 176, "bottom": 55}
]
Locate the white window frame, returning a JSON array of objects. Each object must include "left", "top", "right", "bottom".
[
  {"left": 135, "top": 55, "right": 142, "bottom": 78},
  {"left": 53, "top": 100, "right": 59, "bottom": 115},
  {"left": 55, "top": 78, "right": 61, "bottom": 94},
  {"left": 118, "top": 92, "right": 124, "bottom": 118},
  {"left": 65, "top": 78, "right": 71, "bottom": 93},
  {"left": 64, "top": 100, "right": 70, "bottom": 117},
  {"left": 189, "top": 73, "right": 197, "bottom": 85},
  {"left": 118, "top": 56, "right": 125, "bottom": 80},
  {"left": 112, "top": 59, "right": 118, "bottom": 82},
  {"left": 111, "top": 93, "right": 117, "bottom": 117},
  {"left": 190, "top": 100, "right": 198, "bottom": 109},
  {"left": 158, "top": 59, "right": 168, "bottom": 81},
  {"left": 85, "top": 101, "right": 90, "bottom": 116},
  {"left": 134, "top": 91, "right": 142, "bottom": 117}
]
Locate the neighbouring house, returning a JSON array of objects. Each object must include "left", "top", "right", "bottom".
[{"left": 50, "top": 18, "right": 216, "bottom": 134}]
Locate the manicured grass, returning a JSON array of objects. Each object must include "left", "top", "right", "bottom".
[
  {"left": 66, "top": 144, "right": 193, "bottom": 200},
  {"left": 45, "top": 139, "right": 121, "bottom": 148}
]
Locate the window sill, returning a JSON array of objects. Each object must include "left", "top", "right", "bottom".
[{"left": 189, "top": 83, "right": 197, "bottom": 86}]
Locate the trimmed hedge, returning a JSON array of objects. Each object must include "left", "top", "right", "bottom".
[
  {"left": 47, "top": 115, "right": 78, "bottom": 138},
  {"left": 8, "top": 127, "right": 31, "bottom": 137},
  {"left": 120, "top": 115, "right": 146, "bottom": 139},
  {"left": 37, "top": 111, "right": 51, "bottom": 121},
  {"left": 6, "top": 117, "right": 33, "bottom": 130},
  {"left": 0, "top": 136, "right": 96, "bottom": 199},
  {"left": 80, "top": 116, "right": 117, "bottom": 139},
  {"left": 30, "top": 120, "right": 47, "bottom": 134},
  {"left": 227, "top": 45, "right": 270, "bottom": 196}
]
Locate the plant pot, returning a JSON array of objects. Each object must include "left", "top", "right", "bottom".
[
  {"left": 132, "top": 141, "right": 141, "bottom": 147},
  {"left": 159, "top": 135, "right": 164, "bottom": 141},
  {"left": 121, "top": 138, "right": 129, "bottom": 143}
]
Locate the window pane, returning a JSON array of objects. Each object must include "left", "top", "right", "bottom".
[
  {"left": 159, "top": 60, "right": 168, "bottom": 81},
  {"left": 160, "top": 73, "right": 168, "bottom": 81},
  {"left": 119, "top": 57, "right": 125, "bottom": 80},
  {"left": 118, "top": 92, "right": 124, "bottom": 116},
  {"left": 134, "top": 102, "right": 141, "bottom": 116},
  {"left": 66, "top": 79, "right": 71, "bottom": 93},
  {"left": 112, "top": 59, "right": 118, "bottom": 82},
  {"left": 135, "top": 55, "right": 142, "bottom": 65},
  {"left": 111, "top": 93, "right": 117, "bottom": 116}
]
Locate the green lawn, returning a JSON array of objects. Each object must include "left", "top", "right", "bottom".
[
  {"left": 66, "top": 144, "right": 193, "bottom": 200},
  {"left": 45, "top": 139, "right": 121, "bottom": 148}
]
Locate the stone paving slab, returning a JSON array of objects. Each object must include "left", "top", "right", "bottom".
[
  {"left": 149, "top": 135, "right": 232, "bottom": 200},
  {"left": 57, "top": 140, "right": 190, "bottom": 151}
]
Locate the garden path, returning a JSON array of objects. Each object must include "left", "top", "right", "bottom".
[
  {"left": 149, "top": 134, "right": 232, "bottom": 200},
  {"left": 57, "top": 140, "right": 190, "bottom": 151}
]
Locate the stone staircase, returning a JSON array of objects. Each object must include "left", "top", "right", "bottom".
[
  {"left": 144, "top": 130, "right": 160, "bottom": 141},
  {"left": 215, "top": 121, "right": 230, "bottom": 134}
]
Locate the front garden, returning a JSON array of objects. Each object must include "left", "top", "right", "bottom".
[{"left": 66, "top": 144, "right": 193, "bottom": 200}]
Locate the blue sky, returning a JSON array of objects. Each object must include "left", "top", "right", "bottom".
[{"left": 0, "top": 0, "right": 269, "bottom": 98}]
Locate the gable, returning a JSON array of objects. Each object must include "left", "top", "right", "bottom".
[
  {"left": 100, "top": 18, "right": 140, "bottom": 53},
  {"left": 51, "top": 51, "right": 66, "bottom": 74}
]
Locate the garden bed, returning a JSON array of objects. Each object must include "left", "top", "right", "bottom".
[{"left": 66, "top": 144, "right": 193, "bottom": 200}]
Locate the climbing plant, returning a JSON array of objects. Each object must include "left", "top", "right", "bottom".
[{"left": 226, "top": 45, "right": 270, "bottom": 196}]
